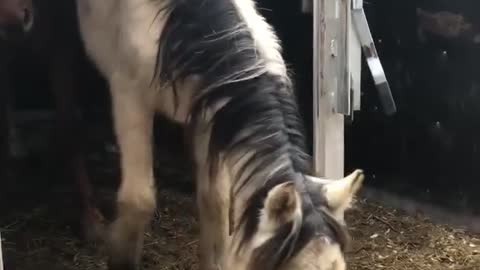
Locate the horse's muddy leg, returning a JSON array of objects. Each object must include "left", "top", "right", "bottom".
[
  {"left": 191, "top": 127, "right": 230, "bottom": 270},
  {"left": 49, "top": 50, "right": 103, "bottom": 242},
  {"left": 108, "top": 77, "right": 156, "bottom": 270},
  {"left": 196, "top": 170, "right": 230, "bottom": 270}
]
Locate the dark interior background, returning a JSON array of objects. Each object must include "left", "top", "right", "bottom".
[
  {"left": 259, "top": 0, "right": 480, "bottom": 216},
  {"left": 6, "top": 0, "right": 480, "bottom": 216}
]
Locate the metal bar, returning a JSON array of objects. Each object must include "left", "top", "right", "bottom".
[
  {"left": 312, "top": 0, "right": 324, "bottom": 175},
  {"left": 348, "top": 0, "right": 362, "bottom": 113},
  {"left": 0, "top": 231, "right": 4, "bottom": 270},
  {"left": 352, "top": 0, "right": 363, "bottom": 10},
  {"left": 352, "top": 2, "right": 397, "bottom": 115},
  {"left": 333, "top": 0, "right": 351, "bottom": 115}
]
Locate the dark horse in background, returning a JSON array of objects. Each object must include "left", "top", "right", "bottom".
[
  {"left": 0, "top": 0, "right": 32, "bottom": 168},
  {"left": 0, "top": 0, "right": 32, "bottom": 40},
  {"left": 0, "top": 0, "right": 104, "bottom": 241}
]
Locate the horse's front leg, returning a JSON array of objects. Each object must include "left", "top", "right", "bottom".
[
  {"left": 108, "top": 78, "right": 156, "bottom": 270},
  {"left": 192, "top": 126, "right": 230, "bottom": 270}
]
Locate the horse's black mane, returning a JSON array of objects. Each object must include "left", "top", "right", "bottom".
[{"left": 155, "top": 0, "right": 348, "bottom": 269}]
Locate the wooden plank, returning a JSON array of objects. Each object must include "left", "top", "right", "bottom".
[{"left": 313, "top": 0, "right": 346, "bottom": 179}]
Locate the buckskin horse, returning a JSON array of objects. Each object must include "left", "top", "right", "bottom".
[{"left": 77, "top": 0, "right": 365, "bottom": 269}]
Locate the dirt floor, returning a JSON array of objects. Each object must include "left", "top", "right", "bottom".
[
  {"left": 1, "top": 121, "right": 480, "bottom": 270},
  {"left": 1, "top": 185, "right": 480, "bottom": 270}
]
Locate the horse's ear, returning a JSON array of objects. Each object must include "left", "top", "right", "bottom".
[
  {"left": 324, "top": 169, "right": 364, "bottom": 214},
  {"left": 306, "top": 169, "right": 364, "bottom": 216},
  {"left": 263, "top": 182, "right": 301, "bottom": 228}
]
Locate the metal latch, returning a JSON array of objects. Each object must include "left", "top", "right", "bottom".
[{"left": 351, "top": 0, "right": 397, "bottom": 115}]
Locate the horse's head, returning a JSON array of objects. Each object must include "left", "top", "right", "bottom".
[
  {"left": 228, "top": 169, "right": 364, "bottom": 270},
  {"left": 0, "top": 0, "right": 33, "bottom": 41}
]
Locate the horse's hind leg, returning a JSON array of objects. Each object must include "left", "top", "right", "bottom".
[{"left": 107, "top": 77, "right": 156, "bottom": 270}]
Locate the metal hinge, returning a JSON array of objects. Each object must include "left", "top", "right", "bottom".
[{"left": 351, "top": 0, "right": 397, "bottom": 115}]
